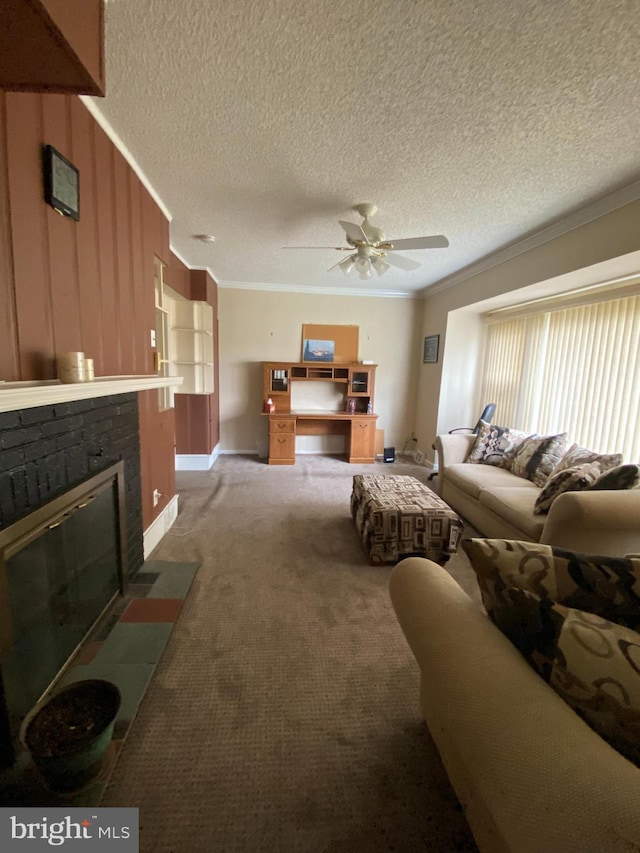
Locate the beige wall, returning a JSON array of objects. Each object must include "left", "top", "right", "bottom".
[
  {"left": 417, "top": 199, "right": 640, "bottom": 463},
  {"left": 218, "top": 288, "right": 422, "bottom": 456}
]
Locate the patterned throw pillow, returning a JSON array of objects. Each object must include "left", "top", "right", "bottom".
[
  {"left": 509, "top": 432, "right": 567, "bottom": 486},
  {"left": 461, "top": 538, "right": 640, "bottom": 630},
  {"left": 466, "top": 420, "right": 530, "bottom": 467},
  {"left": 533, "top": 461, "right": 604, "bottom": 515},
  {"left": 492, "top": 588, "right": 640, "bottom": 767},
  {"left": 589, "top": 464, "right": 640, "bottom": 491},
  {"left": 553, "top": 442, "right": 623, "bottom": 474}
]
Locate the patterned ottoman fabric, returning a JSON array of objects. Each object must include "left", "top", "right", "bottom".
[{"left": 351, "top": 474, "right": 464, "bottom": 565}]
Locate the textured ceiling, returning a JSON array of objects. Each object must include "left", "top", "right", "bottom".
[{"left": 93, "top": 0, "right": 640, "bottom": 296}]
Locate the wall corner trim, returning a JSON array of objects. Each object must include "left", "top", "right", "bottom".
[
  {"left": 175, "top": 445, "right": 220, "bottom": 471},
  {"left": 143, "top": 494, "right": 179, "bottom": 558}
]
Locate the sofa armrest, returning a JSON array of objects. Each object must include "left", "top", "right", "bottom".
[
  {"left": 541, "top": 489, "right": 640, "bottom": 558},
  {"left": 434, "top": 433, "right": 476, "bottom": 469},
  {"left": 389, "top": 557, "right": 640, "bottom": 852}
]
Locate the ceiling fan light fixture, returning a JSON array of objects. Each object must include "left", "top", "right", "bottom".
[
  {"left": 339, "top": 255, "right": 356, "bottom": 275},
  {"left": 371, "top": 256, "right": 390, "bottom": 277},
  {"left": 289, "top": 202, "right": 449, "bottom": 280}
]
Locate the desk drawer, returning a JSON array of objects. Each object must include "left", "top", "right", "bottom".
[
  {"left": 269, "top": 433, "right": 295, "bottom": 462},
  {"left": 269, "top": 417, "right": 296, "bottom": 434},
  {"left": 349, "top": 417, "right": 376, "bottom": 463}
]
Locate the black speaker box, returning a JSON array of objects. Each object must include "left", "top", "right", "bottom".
[{"left": 383, "top": 446, "right": 396, "bottom": 463}]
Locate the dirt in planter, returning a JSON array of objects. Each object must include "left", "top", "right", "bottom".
[{"left": 25, "top": 682, "right": 120, "bottom": 758}]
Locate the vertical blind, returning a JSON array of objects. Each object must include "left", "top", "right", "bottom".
[{"left": 480, "top": 294, "right": 640, "bottom": 461}]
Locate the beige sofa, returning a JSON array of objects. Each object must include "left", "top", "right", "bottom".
[
  {"left": 434, "top": 433, "right": 640, "bottom": 557},
  {"left": 389, "top": 556, "right": 640, "bottom": 853}
]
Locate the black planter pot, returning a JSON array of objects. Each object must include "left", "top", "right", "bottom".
[{"left": 21, "top": 679, "right": 121, "bottom": 793}]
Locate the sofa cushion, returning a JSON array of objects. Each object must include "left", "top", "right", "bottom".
[
  {"left": 466, "top": 420, "right": 530, "bottom": 467},
  {"left": 590, "top": 464, "right": 640, "bottom": 491},
  {"left": 509, "top": 432, "right": 568, "bottom": 486},
  {"left": 444, "top": 463, "right": 527, "bottom": 500},
  {"left": 477, "top": 487, "right": 544, "bottom": 540},
  {"left": 491, "top": 588, "right": 640, "bottom": 767},
  {"left": 462, "top": 538, "right": 640, "bottom": 629},
  {"left": 534, "top": 461, "right": 603, "bottom": 515},
  {"left": 554, "top": 442, "right": 623, "bottom": 474}
]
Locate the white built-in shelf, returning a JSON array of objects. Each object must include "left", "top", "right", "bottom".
[
  {"left": 170, "top": 297, "right": 214, "bottom": 395},
  {"left": 0, "top": 375, "right": 183, "bottom": 413}
]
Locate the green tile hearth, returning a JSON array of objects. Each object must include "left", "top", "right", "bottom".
[
  {"left": 0, "top": 559, "right": 199, "bottom": 808},
  {"left": 63, "top": 663, "right": 156, "bottom": 725},
  {"left": 88, "top": 622, "right": 173, "bottom": 666}
]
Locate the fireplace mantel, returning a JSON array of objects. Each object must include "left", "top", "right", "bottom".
[{"left": 0, "top": 375, "right": 183, "bottom": 413}]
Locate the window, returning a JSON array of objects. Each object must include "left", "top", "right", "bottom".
[{"left": 480, "top": 293, "right": 640, "bottom": 461}]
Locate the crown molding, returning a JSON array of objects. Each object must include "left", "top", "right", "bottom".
[
  {"left": 80, "top": 97, "right": 172, "bottom": 221},
  {"left": 421, "top": 178, "right": 640, "bottom": 298},
  {"left": 216, "top": 280, "right": 417, "bottom": 299},
  {"left": 168, "top": 244, "right": 192, "bottom": 269}
]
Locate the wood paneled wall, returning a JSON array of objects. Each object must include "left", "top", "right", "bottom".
[
  {"left": 0, "top": 91, "right": 174, "bottom": 531},
  {"left": 1, "top": 92, "right": 171, "bottom": 378}
]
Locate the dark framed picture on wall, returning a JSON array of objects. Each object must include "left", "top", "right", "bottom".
[
  {"left": 423, "top": 334, "right": 439, "bottom": 364},
  {"left": 43, "top": 144, "right": 80, "bottom": 220}
]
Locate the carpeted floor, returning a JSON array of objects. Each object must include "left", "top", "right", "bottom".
[{"left": 101, "top": 454, "right": 482, "bottom": 852}]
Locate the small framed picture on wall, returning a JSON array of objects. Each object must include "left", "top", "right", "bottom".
[{"left": 423, "top": 334, "right": 439, "bottom": 364}]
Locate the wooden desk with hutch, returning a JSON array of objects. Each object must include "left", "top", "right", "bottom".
[{"left": 262, "top": 361, "right": 378, "bottom": 465}]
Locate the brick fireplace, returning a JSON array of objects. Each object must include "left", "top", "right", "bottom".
[
  {"left": 0, "top": 393, "right": 143, "bottom": 573},
  {"left": 0, "top": 391, "right": 145, "bottom": 766}
]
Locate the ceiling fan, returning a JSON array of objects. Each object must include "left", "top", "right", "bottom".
[{"left": 283, "top": 203, "right": 449, "bottom": 280}]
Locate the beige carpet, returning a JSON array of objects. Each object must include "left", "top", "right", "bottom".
[{"left": 102, "top": 455, "right": 481, "bottom": 852}]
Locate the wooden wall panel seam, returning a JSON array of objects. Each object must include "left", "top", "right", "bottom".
[
  {"left": 38, "top": 95, "right": 56, "bottom": 375},
  {"left": 109, "top": 141, "right": 123, "bottom": 372},
  {"left": 66, "top": 95, "right": 82, "bottom": 352},
  {"left": 0, "top": 93, "right": 20, "bottom": 380}
]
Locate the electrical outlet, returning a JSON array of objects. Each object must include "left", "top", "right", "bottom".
[{"left": 153, "top": 488, "right": 160, "bottom": 507}]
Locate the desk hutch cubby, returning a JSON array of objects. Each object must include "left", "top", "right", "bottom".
[{"left": 262, "top": 361, "right": 378, "bottom": 465}]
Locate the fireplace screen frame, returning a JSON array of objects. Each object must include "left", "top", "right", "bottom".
[{"left": 0, "top": 461, "right": 128, "bottom": 764}]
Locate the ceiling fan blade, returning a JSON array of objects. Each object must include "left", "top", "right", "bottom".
[
  {"left": 383, "top": 235, "right": 449, "bottom": 250},
  {"left": 327, "top": 255, "right": 350, "bottom": 272},
  {"left": 282, "top": 246, "right": 351, "bottom": 250},
  {"left": 385, "top": 253, "right": 422, "bottom": 271},
  {"left": 338, "top": 220, "right": 368, "bottom": 244}
]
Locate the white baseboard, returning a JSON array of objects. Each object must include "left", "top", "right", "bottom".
[
  {"left": 143, "top": 494, "right": 179, "bottom": 558},
  {"left": 175, "top": 444, "right": 220, "bottom": 471}
]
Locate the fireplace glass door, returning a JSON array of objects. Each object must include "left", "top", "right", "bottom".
[{"left": 0, "top": 463, "right": 126, "bottom": 763}]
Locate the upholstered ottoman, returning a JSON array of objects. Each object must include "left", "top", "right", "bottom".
[{"left": 351, "top": 474, "right": 464, "bottom": 565}]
